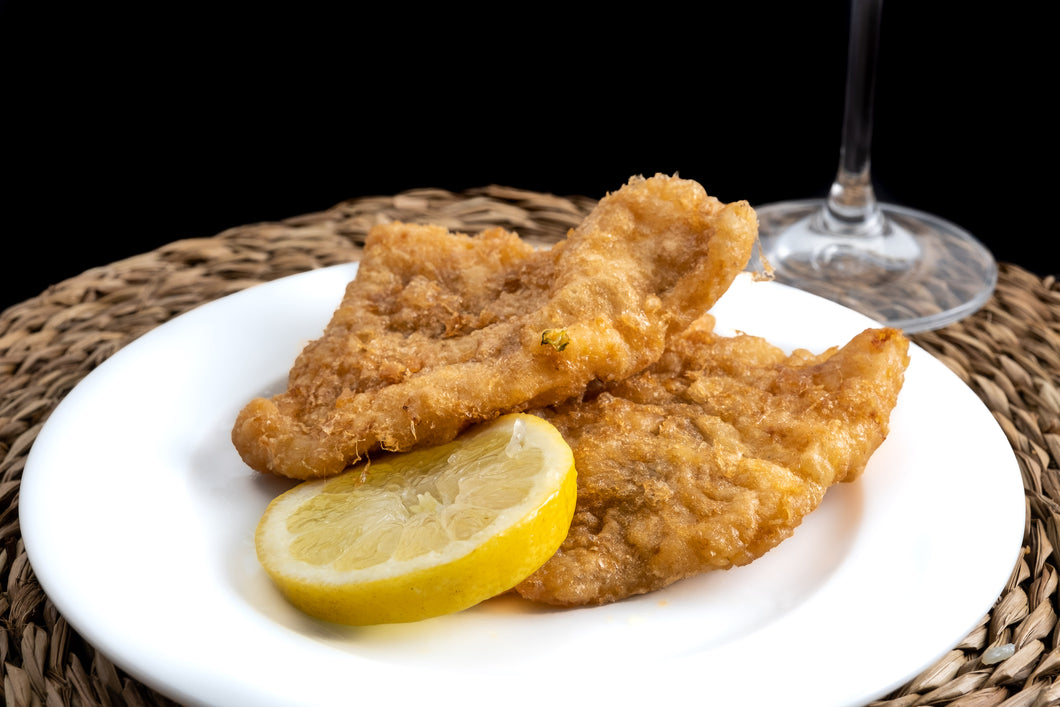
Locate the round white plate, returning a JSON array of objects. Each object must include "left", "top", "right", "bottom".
[{"left": 20, "top": 266, "right": 1024, "bottom": 707}]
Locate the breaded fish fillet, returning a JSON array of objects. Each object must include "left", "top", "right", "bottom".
[
  {"left": 515, "top": 324, "right": 910, "bottom": 607},
  {"left": 232, "top": 174, "right": 758, "bottom": 479}
]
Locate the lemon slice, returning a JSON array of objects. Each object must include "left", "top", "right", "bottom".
[{"left": 255, "top": 413, "right": 577, "bottom": 625}]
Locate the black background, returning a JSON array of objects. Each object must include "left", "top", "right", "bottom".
[{"left": 2, "top": 2, "right": 1053, "bottom": 311}]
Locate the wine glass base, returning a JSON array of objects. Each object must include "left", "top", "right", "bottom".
[{"left": 752, "top": 199, "right": 998, "bottom": 333}]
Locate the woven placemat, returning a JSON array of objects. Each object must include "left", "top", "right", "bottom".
[{"left": 2, "top": 186, "right": 1057, "bottom": 707}]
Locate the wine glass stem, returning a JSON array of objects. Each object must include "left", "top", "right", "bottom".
[{"left": 823, "top": 0, "right": 885, "bottom": 236}]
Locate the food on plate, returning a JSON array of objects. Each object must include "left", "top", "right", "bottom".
[
  {"left": 232, "top": 174, "right": 758, "bottom": 480},
  {"left": 255, "top": 414, "right": 576, "bottom": 625},
  {"left": 514, "top": 323, "right": 910, "bottom": 606},
  {"left": 241, "top": 172, "right": 911, "bottom": 621}
]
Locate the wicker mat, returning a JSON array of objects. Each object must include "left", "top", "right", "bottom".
[{"left": 2, "top": 186, "right": 1058, "bottom": 707}]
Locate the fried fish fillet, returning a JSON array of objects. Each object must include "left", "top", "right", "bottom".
[
  {"left": 515, "top": 323, "right": 910, "bottom": 607},
  {"left": 232, "top": 174, "right": 758, "bottom": 479}
]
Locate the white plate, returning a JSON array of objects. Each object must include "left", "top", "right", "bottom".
[{"left": 20, "top": 266, "right": 1024, "bottom": 707}]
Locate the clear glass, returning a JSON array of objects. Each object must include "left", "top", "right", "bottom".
[{"left": 752, "top": 0, "right": 996, "bottom": 334}]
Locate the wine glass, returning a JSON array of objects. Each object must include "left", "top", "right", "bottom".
[{"left": 752, "top": 0, "right": 996, "bottom": 334}]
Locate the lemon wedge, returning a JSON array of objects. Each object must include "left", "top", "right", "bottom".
[{"left": 255, "top": 413, "right": 577, "bottom": 625}]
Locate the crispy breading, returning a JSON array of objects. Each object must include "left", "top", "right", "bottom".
[
  {"left": 231, "top": 175, "right": 758, "bottom": 479},
  {"left": 515, "top": 324, "right": 910, "bottom": 607}
]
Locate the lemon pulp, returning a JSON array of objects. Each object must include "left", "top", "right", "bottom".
[{"left": 255, "top": 413, "right": 577, "bottom": 625}]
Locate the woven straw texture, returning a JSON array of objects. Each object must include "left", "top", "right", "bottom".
[{"left": 2, "top": 186, "right": 1058, "bottom": 707}]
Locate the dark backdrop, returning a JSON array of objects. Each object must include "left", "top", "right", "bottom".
[{"left": 2, "top": 2, "right": 1052, "bottom": 310}]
